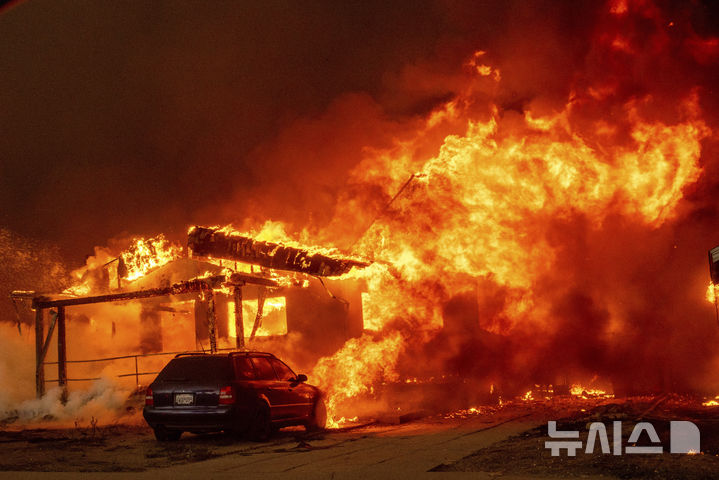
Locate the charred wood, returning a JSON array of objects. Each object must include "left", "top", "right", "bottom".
[{"left": 188, "top": 226, "right": 370, "bottom": 277}]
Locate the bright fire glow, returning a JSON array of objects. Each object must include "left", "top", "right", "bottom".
[
  {"left": 311, "top": 332, "right": 403, "bottom": 428},
  {"left": 706, "top": 282, "right": 716, "bottom": 303},
  {"left": 444, "top": 406, "right": 487, "bottom": 419},
  {"left": 227, "top": 296, "right": 287, "bottom": 338},
  {"left": 52, "top": 0, "right": 718, "bottom": 427},
  {"left": 570, "top": 385, "right": 612, "bottom": 398},
  {"left": 122, "top": 235, "right": 182, "bottom": 281}
]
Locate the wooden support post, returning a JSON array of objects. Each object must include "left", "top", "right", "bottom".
[
  {"left": 208, "top": 293, "right": 217, "bottom": 354},
  {"left": 234, "top": 286, "right": 244, "bottom": 349},
  {"left": 40, "top": 310, "right": 58, "bottom": 362},
  {"left": 249, "top": 287, "right": 267, "bottom": 341},
  {"left": 34, "top": 308, "right": 45, "bottom": 398},
  {"left": 57, "top": 307, "right": 67, "bottom": 402}
]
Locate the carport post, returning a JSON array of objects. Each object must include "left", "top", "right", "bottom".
[
  {"left": 57, "top": 306, "right": 67, "bottom": 401},
  {"left": 208, "top": 292, "right": 217, "bottom": 354},
  {"left": 34, "top": 308, "right": 45, "bottom": 398},
  {"left": 234, "top": 286, "right": 244, "bottom": 349}
]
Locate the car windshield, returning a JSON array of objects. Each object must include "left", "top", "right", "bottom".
[{"left": 156, "top": 356, "right": 232, "bottom": 382}]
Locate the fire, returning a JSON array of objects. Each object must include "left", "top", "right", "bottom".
[
  {"left": 231, "top": 1, "right": 712, "bottom": 419},
  {"left": 62, "top": 234, "right": 182, "bottom": 297},
  {"left": 706, "top": 283, "right": 716, "bottom": 303},
  {"left": 288, "top": 3, "right": 716, "bottom": 416},
  {"left": 192, "top": 221, "right": 366, "bottom": 265},
  {"left": 570, "top": 385, "right": 612, "bottom": 398},
  {"left": 46, "top": 0, "right": 719, "bottom": 426},
  {"left": 311, "top": 332, "right": 403, "bottom": 428},
  {"left": 355, "top": 98, "right": 708, "bottom": 293},
  {"left": 444, "top": 406, "right": 487, "bottom": 419},
  {"left": 334, "top": 416, "right": 359, "bottom": 427},
  {"left": 465, "top": 50, "right": 501, "bottom": 81},
  {"left": 122, "top": 235, "right": 182, "bottom": 282},
  {"left": 702, "top": 396, "right": 719, "bottom": 407},
  {"left": 227, "top": 296, "right": 288, "bottom": 338}
]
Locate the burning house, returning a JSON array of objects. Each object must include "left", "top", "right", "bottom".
[{"left": 11, "top": 226, "right": 371, "bottom": 403}]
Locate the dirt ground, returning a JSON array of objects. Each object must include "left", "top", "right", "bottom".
[
  {"left": 435, "top": 396, "right": 719, "bottom": 480},
  {"left": 0, "top": 395, "right": 717, "bottom": 479}
]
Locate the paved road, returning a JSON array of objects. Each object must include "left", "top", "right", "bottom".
[
  {"left": 0, "top": 404, "right": 620, "bottom": 480},
  {"left": 159, "top": 417, "right": 534, "bottom": 479}
]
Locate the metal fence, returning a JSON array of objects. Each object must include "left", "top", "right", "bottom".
[{"left": 42, "top": 347, "right": 242, "bottom": 387}]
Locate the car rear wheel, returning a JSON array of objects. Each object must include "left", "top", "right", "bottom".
[
  {"left": 305, "top": 398, "right": 326, "bottom": 432},
  {"left": 153, "top": 426, "right": 182, "bottom": 441},
  {"left": 248, "top": 402, "right": 272, "bottom": 442}
]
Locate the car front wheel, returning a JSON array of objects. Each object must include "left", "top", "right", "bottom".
[{"left": 305, "top": 398, "right": 326, "bottom": 432}]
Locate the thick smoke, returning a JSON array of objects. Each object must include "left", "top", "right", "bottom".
[{"left": 0, "top": 322, "right": 142, "bottom": 428}]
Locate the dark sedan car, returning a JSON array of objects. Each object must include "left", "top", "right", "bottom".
[{"left": 143, "top": 351, "right": 325, "bottom": 441}]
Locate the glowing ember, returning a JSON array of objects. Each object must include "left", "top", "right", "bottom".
[
  {"left": 443, "top": 406, "right": 489, "bottom": 419},
  {"left": 334, "top": 416, "right": 359, "bottom": 427},
  {"left": 702, "top": 396, "right": 719, "bottom": 407},
  {"left": 570, "top": 385, "right": 611, "bottom": 398}
]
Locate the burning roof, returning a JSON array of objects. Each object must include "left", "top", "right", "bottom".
[{"left": 187, "top": 226, "right": 370, "bottom": 277}]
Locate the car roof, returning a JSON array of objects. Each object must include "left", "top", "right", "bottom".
[{"left": 173, "top": 351, "right": 277, "bottom": 359}]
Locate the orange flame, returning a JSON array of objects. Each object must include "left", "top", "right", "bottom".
[
  {"left": 59, "top": 0, "right": 718, "bottom": 421},
  {"left": 706, "top": 283, "right": 717, "bottom": 304},
  {"left": 311, "top": 332, "right": 403, "bottom": 428},
  {"left": 122, "top": 235, "right": 182, "bottom": 282},
  {"left": 570, "top": 384, "right": 612, "bottom": 398}
]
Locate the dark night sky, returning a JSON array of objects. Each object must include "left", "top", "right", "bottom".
[
  {"left": 0, "top": 0, "right": 461, "bottom": 262},
  {"left": 2, "top": 0, "right": 716, "bottom": 265}
]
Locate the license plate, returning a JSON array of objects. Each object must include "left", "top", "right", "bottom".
[{"left": 174, "top": 393, "right": 194, "bottom": 406}]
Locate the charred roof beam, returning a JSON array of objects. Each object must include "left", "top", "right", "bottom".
[{"left": 187, "top": 226, "right": 370, "bottom": 277}]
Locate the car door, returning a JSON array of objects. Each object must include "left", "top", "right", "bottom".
[
  {"left": 249, "top": 356, "right": 287, "bottom": 419},
  {"left": 269, "top": 357, "right": 314, "bottom": 418},
  {"left": 232, "top": 355, "right": 258, "bottom": 410}
]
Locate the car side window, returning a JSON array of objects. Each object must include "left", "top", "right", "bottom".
[
  {"left": 250, "top": 357, "right": 278, "bottom": 380},
  {"left": 234, "top": 356, "right": 256, "bottom": 380},
  {"left": 269, "top": 358, "right": 296, "bottom": 381}
]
